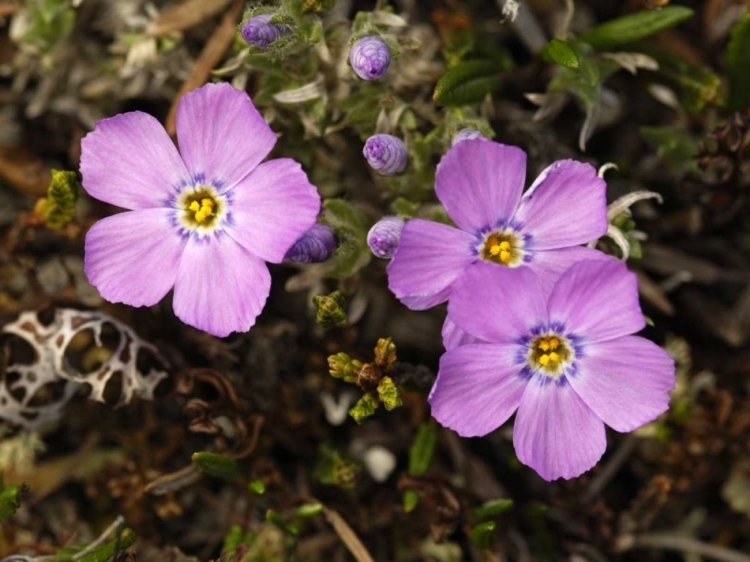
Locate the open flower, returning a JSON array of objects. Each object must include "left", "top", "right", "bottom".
[
  {"left": 387, "top": 138, "right": 608, "bottom": 313},
  {"left": 81, "top": 83, "right": 320, "bottom": 337},
  {"left": 429, "top": 259, "right": 675, "bottom": 481}
]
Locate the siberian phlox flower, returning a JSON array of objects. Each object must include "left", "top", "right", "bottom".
[
  {"left": 386, "top": 138, "right": 609, "bottom": 347},
  {"left": 429, "top": 259, "right": 675, "bottom": 481},
  {"left": 81, "top": 83, "right": 320, "bottom": 337}
]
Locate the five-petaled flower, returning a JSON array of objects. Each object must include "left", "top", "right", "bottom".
[
  {"left": 428, "top": 259, "right": 675, "bottom": 481},
  {"left": 387, "top": 138, "right": 610, "bottom": 347},
  {"left": 81, "top": 83, "right": 320, "bottom": 337}
]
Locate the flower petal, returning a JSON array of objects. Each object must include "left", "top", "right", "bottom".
[
  {"left": 80, "top": 112, "right": 188, "bottom": 210},
  {"left": 84, "top": 209, "right": 186, "bottom": 306},
  {"left": 447, "top": 262, "right": 547, "bottom": 344},
  {"left": 527, "top": 246, "right": 611, "bottom": 299},
  {"left": 514, "top": 160, "right": 607, "bottom": 250},
  {"left": 227, "top": 159, "right": 320, "bottom": 263},
  {"left": 435, "top": 139, "right": 526, "bottom": 233},
  {"left": 569, "top": 336, "right": 675, "bottom": 432},
  {"left": 548, "top": 258, "right": 645, "bottom": 343},
  {"left": 386, "top": 219, "right": 476, "bottom": 310},
  {"left": 442, "top": 316, "right": 484, "bottom": 351},
  {"left": 513, "top": 376, "right": 606, "bottom": 481},
  {"left": 429, "top": 344, "right": 528, "bottom": 437},
  {"left": 172, "top": 232, "right": 271, "bottom": 337},
  {"left": 176, "top": 83, "right": 276, "bottom": 191}
]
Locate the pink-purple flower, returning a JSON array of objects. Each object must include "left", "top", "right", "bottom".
[
  {"left": 429, "top": 259, "right": 675, "bottom": 481},
  {"left": 81, "top": 83, "right": 320, "bottom": 337},
  {"left": 387, "top": 138, "right": 608, "bottom": 314}
]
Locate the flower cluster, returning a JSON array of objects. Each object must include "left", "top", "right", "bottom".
[
  {"left": 383, "top": 138, "right": 675, "bottom": 481},
  {"left": 80, "top": 83, "right": 321, "bottom": 337}
]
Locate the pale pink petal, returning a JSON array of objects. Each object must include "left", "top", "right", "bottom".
[
  {"left": 435, "top": 139, "right": 526, "bottom": 233},
  {"left": 442, "top": 316, "right": 484, "bottom": 350},
  {"left": 513, "top": 160, "right": 607, "bottom": 250},
  {"left": 569, "top": 336, "right": 675, "bottom": 432},
  {"left": 227, "top": 159, "right": 320, "bottom": 263},
  {"left": 447, "top": 262, "right": 547, "bottom": 344},
  {"left": 80, "top": 112, "right": 188, "bottom": 210},
  {"left": 513, "top": 376, "right": 606, "bottom": 481},
  {"left": 387, "top": 219, "right": 477, "bottom": 310},
  {"left": 429, "top": 344, "right": 529, "bottom": 437},
  {"left": 176, "top": 83, "right": 276, "bottom": 191},
  {"left": 172, "top": 232, "right": 271, "bottom": 337},
  {"left": 548, "top": 259, "right": 645, "bottom": 343},
  {"left": 527, "top": 246, "right": 611, "bottom": 299},
  {"left": 84, "top": 209, "right": 186, "bottom": 306}
]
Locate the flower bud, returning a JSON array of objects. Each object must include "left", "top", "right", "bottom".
[
  {"left": 363, "top": 135, "right": 407, "bottom": 176},
  {"left": 240, "top": 14, "right": 289, "bottom": 49},
  {"left": 285, "top": 223, "right": 336, "bottom": 263},
  {"left": 451, "top": 128, "right": 485, "bottom": 146},
  {"left": 312, "top": 291, "right": 348, "bottom": 329},
  {"left": 367, "top": 216, "right": 404, "bottom": 258},
  {"left": 349, "top": 35, "right": 391, "bottom": 80}
]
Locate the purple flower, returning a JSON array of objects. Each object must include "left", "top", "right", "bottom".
[
  {"left": 349, "top": 35, "right": 391, "bottom": 80},
  {"left": 387, "top": 138, "right": 608, "bottom": 315},
  {"left": 81, "top": 83, "right": 320, "bottom": 337},
  {"left": 363, "top": 134, "right": 407, "bottom": 175},
  {"left": 240, "top": 14, "right": 289, "bottom": 49},
  {"left": 368, "top": 216, "right": 404, "bottom": 259},
  {"left": 285, "top": 223, "right": 336, "bottom": 263},
  {"left": 452, "top": 128, "right": 484, "bottom": 146},
  {"left": 430, "top": 259, "right": 675, "bottom": 481}
]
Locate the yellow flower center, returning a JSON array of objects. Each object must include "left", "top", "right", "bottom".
[
  {"left": 178, "top": 186, "right": 222, "bottom": 229},
  {"left": 189, "top": 198, "right": 215, "bottom": 223},
  {"left": 529, "top": 334, "right": 572, "bottom": 377},
  {"left": 480, "top": 231, "right": 522, "bottom": 266}
]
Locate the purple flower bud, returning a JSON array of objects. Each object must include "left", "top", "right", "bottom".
[
  {"left": 349, "top": 35, "right": 391, "bottom": 80},
  {"left": 240, "top": 14, "right": 289, "bottom": 49},
  {"left": 367, "top": 217, "right": 404, "bottom": 259},
  {"left": 363, "top": 134, "right": 407, "bottom": 176},
  {"left": 285, "top": 223, "right": 337, "bottom": 263},
  {"left": 451, "top": 128, "right": 485, "bottom": 146}
]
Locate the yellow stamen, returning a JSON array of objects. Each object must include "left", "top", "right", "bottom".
[
  {"left": 548, "top": 352, "right": 560, "bottom": 362},
  {"left": 499, "top": 250, "right": 511, "bottom": 263},
  {"left": 548, "top": 337, "right": 560, "bottom": 350},
  {"left": 189, "top": 201, "right": 200, "bottom": 212},
  {"left": 539, "top": 354, "right": 550, "bottom": 366},
  {"left": 498, "top": 241, "right": 510, "bottom": 251},
  {"left": 538, "top": 340, "right": 550, "bottom": 352},
  {"left": 490, "top": 244, "right": 501, "bottom": 256}
]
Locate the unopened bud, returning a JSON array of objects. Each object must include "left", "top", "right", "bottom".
[
  {"left": 367, "top": 216, "right": 404, "bottom": 258},
  {"left": 363, "top": 135, "right": 407, "bottom": 176},
  {"left": 349, "top": 35, "right": 391, "bottom": 80},
  {"left": 328, "top": 352, "right": 362, "bottom": 383},
  {"left": 240, "top": 14, "right": 289, "bottom": 49},
  {"left": 286, "top": 223, "right": 337, "bottom": 263}
]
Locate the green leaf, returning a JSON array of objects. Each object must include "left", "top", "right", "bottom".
[
  {"left": 403, "top": 489, "right": 420, "bottom": 513},
  {"left": 376, "top": 376, "right": 403, "bottom": 411},
  {"left": 0, "top": 472, "right": 22, "bottom": 522},
  {"left": 472, "top": 499, "right": 514, "bottom": 522},
  {"left": 40, "top": 169, "right": 80, "bottom": 229},
  {"left": 55, "top": 528, "right": 136, "bottom": 562},
  {"left": 408, "top": 422, "right": 437, "bottom": 477},
  {"left": 349, "top": 392, "right": 379, "bottom": 424},
  {"left": 579, "top": 6, "right": 694, "bottom": 50},
  {"left": 322, "top": 199, "right": 371, "bottom": 279},
  {"left": 191, "top": 451, "right": 240, "bottom": 481},
  {"left": 221, "top": 524, "right": 244, "bottom": 556},
  {"left": 433, "top": 60, "right": 504, "bottom": 106},
  {"left": 727, "top": 9, "right": 750, "bottom": 111},
  {"left": 471, "top": 521, "right": 496, "bottom": 550},
  {"left": 265, "top": 509, "right": 299, "bottom": 536},
  {"left": 248, "top": 479, "right": 266, "bottom": 495},
  {"left": 295, "top": 502, "right": 324, "bottom": 518},
  {"left": 640, "top": 126, "right": 699, "bottom": 173},
  {"left": 312, "top": 291, "right": 348, "bottom": 329},
  {"left": 541, "top": 38, "right": 579, "bottom": 69}
]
